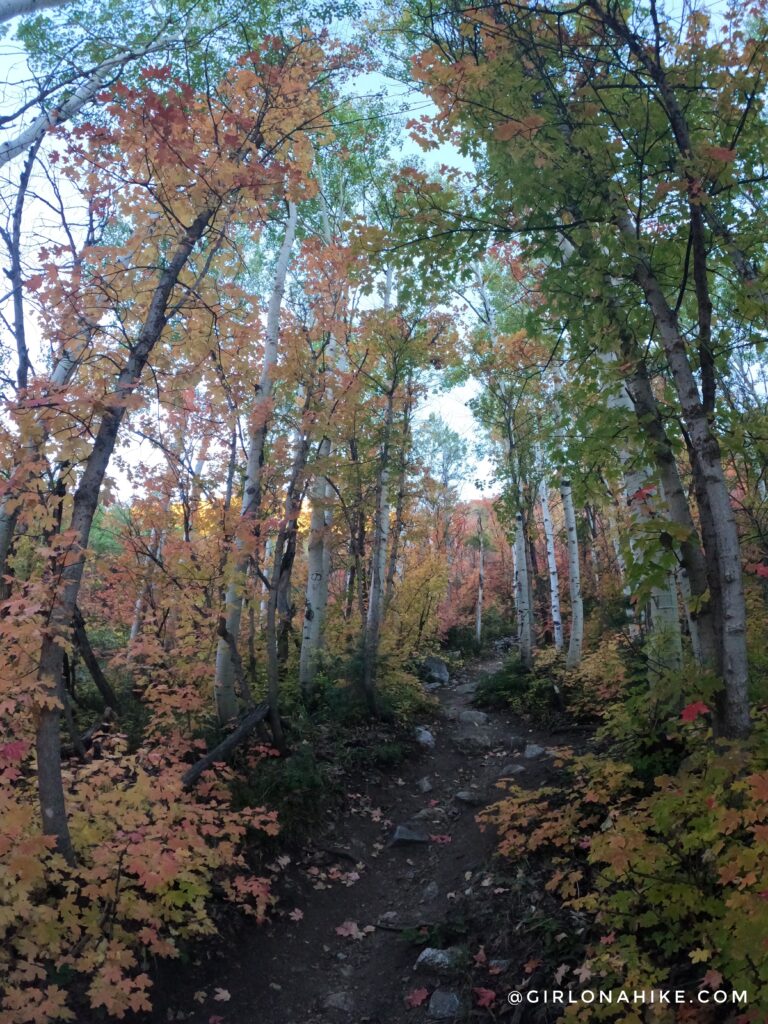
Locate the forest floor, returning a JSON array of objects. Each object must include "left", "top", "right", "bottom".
[{"left": 144, "top": 655, "right": 591, "bottom": 1024}]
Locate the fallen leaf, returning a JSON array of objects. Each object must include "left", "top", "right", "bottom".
[
  {"left": 473, "top": 987, "right": 496, "bottom": 1007},
  {"left": 213, "top": 989, "right": 231, "bottom": 1002},
  {"left": 404, "top": 987, "right": 430, "bottom": 1008},
  {"left": 524, "top": 958, "right": 542, "bottom": 974},
  {"left": 689, "top": 948, "right": 711, "bottom": 964},
  {"left": 289, "top": 908, "right": 304, "bottom": 922}
]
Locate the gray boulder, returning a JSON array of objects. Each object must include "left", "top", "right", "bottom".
[
  {"left": 455, "top": 725, "right": 493, "bottom": 753},
  {"left": 421, "top": 656, "right": 451, "bottom": 687},
  {"left": 415, "top": 726, "right": 436, "bottom": 749}
]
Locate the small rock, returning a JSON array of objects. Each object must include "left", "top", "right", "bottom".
[
  {"left": 454, "top": 790, "right": 487, "bottom": 806},
  {"left": 422, "top": 880, "right": 440, "bottom": 901},
  {"left": 417, "top": 776, "right": 433, "bottom": 794},
  {"left": 412, "top": 806, "right": 447, "bottom": 823},
  {"left": 415, "top": 726, "right": 436, "bottom": 749},
  {"left": 455, "top": 726, "right": 492, "bottom": 753},
  {"left": 390, "top": 824, "right": 430, "bottom": 846},
  {"left": 454, "top": 682, "right": 477, "bottom": 696},
  {"left": 497, "top": 764, "right": 526, "bottom": 778},
  {"left": 323, "top": 991, "right": 355, "bottom": 1014},
  {"left": 427, "top": 988, "right": 462, "bottom": 1019},
  {"left": 414, "top": 947, "right": 464, "bottom": 973},
  {"left": 524, "top": 743, "right": 546, "bottom": 759},
  {"left": 457, "top": 709, "right": 489, "bottom": 726}
]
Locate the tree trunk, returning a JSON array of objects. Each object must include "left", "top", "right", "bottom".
[
  {"left": 475, "top": 509, "right": 484, "bottom": 647},
  {"left": 538, "top": 476, "right": 563, "bottom": 651},
  {"left": 515, "top": 512, "right": 533, "bottom": 669},
  {"left": 35, "top": 203, "right": 217, "bottom": 861},
  {"left": 618, "top": 212, "right": 750, "bottom": 738},
  {"left": 298, "top": 438, "right": 333, "bottom": 698},
  {"left": 361, "top": 390, "right": 394, "bottom": 709},
  {"left": 561, "top": 480, "right": 583, "bottom": 670},
  {"left": 215, "top": 201, "right": 297, "bottom": 725}
]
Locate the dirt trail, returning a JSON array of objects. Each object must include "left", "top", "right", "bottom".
[{"left": 151, "top": 656, "right": 568, "bottom": 1024}]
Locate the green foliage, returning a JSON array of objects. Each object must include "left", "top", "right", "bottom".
[{"left": 474, "top": 653, "right": 564, "bottom": 725}]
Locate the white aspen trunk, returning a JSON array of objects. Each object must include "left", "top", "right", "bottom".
[
  {"left": 360, "top": 268, "right": 395, "bottom": 707},
  {"left": 536, "top": 462, "right": 563, "bottom": 651},
  {"left": 475, "top": 510, "right": 484, "bottom": 646},
  {"left": 515, "top": 512, "right": 533, "bottom": 669},
  {"left": 259, "top": 537, "right": 274, "bottom": 623},
  {"left": 585, "top": 505, "right": 601, "bottom": 590},
  {"left": 129, "top": 526, "right": 162, "bottom": 644},
  {"left": 215, "top": 201, "right": 297, "bottom": 725},
  {"left": 602, "top": 358, "right": 683, "bottom": 677},
  {"left": 0, "top": 36, "right": 181, "bottom": 168},
  {"left": 297, "top": 187, "right": 344, "bottom": 697},
  {"left": 362, "top": 403, "right": 392, "bottom": 705},
  {"left": 561, "top": 480, "right": 583, "bottom": 670},
  {"left": 617, "top": 210, "right": 749, "bottom": 737}
]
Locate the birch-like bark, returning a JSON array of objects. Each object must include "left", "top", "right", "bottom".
[
  {"left": 515, "top": 512, "right": 533, "bottom": 669},
  {"left": 361, "top": 390, "right": 394, "bottom": 708},
  {"left": 617, "top": 211, "right": 750, "bottom": 738},
  {"left": 475, "top": 509, "right": 484, "bottom": 647},
  {"left": 561, "top": 480, "right": 583, "bottom": 670},
  {"left": 298, "top": 189, "right": 343, "bottom": 695},
  {"left": 128, "top": 525, "right": 163, "bottom": 644},
  {"left": 384, "top": 387, "right": 412, "bottom": 607},
  {"left": 0, "top": 0, "right": 72, "bottom": 22},
  {"left": 360, "top": 268, "right": 395, "bottom": 709},
  {"left": 0, "top": 38, "right": 180, "bottom": 168},
  {"left": 602, "top": 361, "right": 683, "bottom": 678},
  {"left": 623, "top": 355, "right": 717, "bottom": 669},
  {"left": 215, "top": 201, "right": 297, "bottom": 725},
  {"left": 538, "top": 475, "right": 563, "bottom": 651}
]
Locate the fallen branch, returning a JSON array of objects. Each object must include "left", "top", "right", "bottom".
[{"left": 182, "top": 702, "right": 270, "bottom": 789}]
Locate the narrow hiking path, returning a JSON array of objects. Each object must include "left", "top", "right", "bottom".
[{"left": 149, "top": 656, "right": 587, "bottom": 1024}]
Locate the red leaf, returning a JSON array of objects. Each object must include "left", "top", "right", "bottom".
[
  {"left": 473, "top": 987, "right": 497, "bottom": 1007},
  {"left": 629, "top": 484, "right": 656, "bottom": 504},
  {"left": 0, "top": 739, "right": 28, "bottom": 763},
  {"left": 703, "top": 145, "right": 736, "bottom": 162},
  {"left": 681, "top": 701, "right": 711, "bottom": 723},
  {"left": 405, "top": 987, "right": 429, "bottom": 1008}
]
